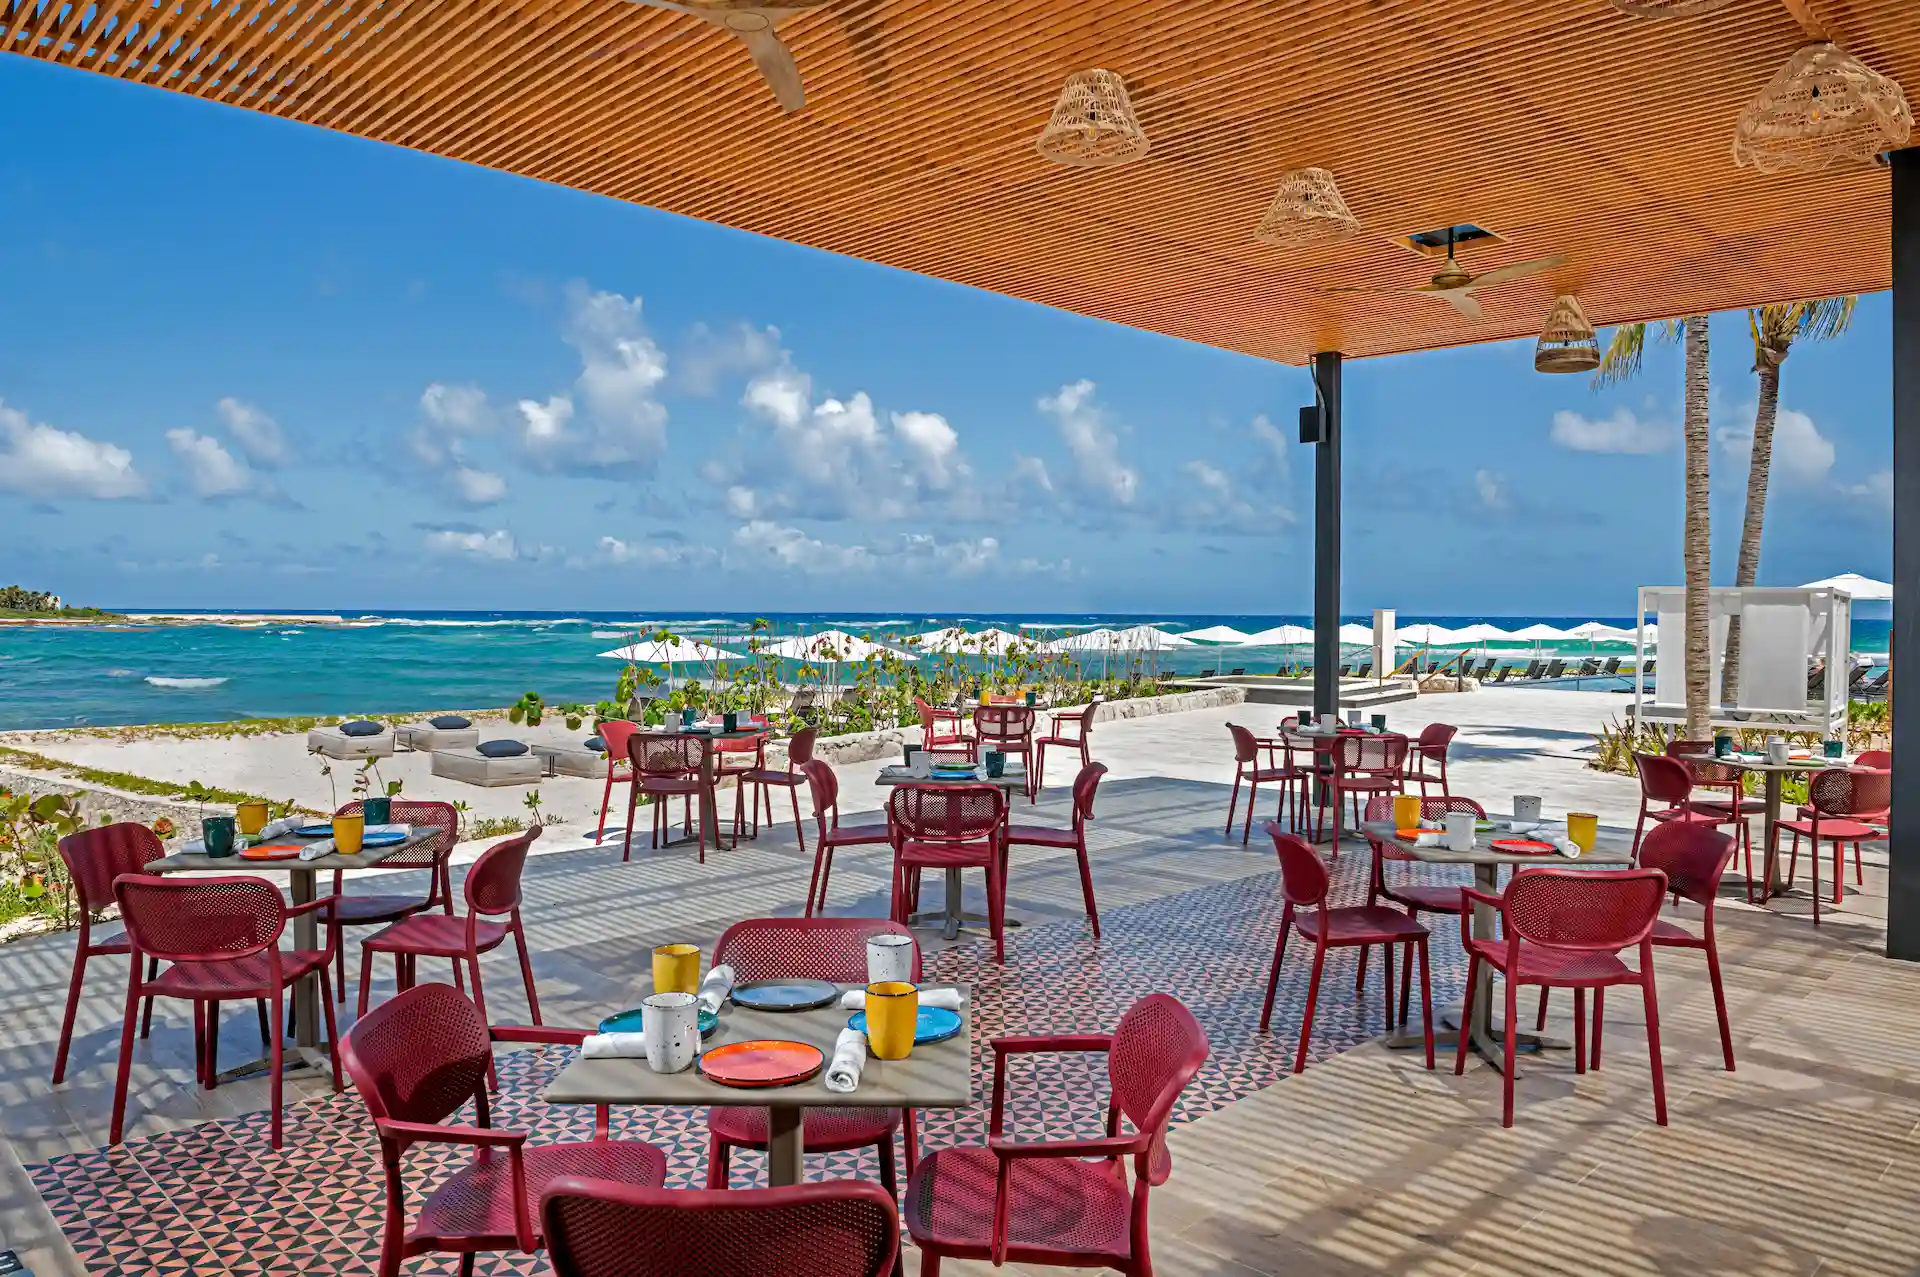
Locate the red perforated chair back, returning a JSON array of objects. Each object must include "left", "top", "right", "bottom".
[
  {"left": 787, "top": 726, "right": 819, "bottom": 768},
  {"left": 1664, "top": 739, "right": 1740, "bottom": 785},
  {"left": 631, "top": 734, "right": 707, "bottom": 778},
  {"left": 1423, "top": 795, "right": 1487, "bottom": 821},
  {"left": 711, "top": 917, "right": 921, "bottom": 984},
  {"left": 335, "top": 800, "right": 457, "bottom": 871},
  {"left": 1634, "top": 753, "right": 1694, "bottom": 805},
  {"left": 1636, "top": 823, "right": 1734, "bottom": 908},
  {"left": 1363, "top": 795, "right": 1410, "bottom": 862},
  {"left": 1857, "top": 749, "right": 1892, "bottom": 770},
  {"left": 598, "top": 721, "right": 641, "bottom": 768},
  {"left": 971, "top": 706, "right": 1034, "bottom": 749},
  {"left": 1336, "top": 733, "right": 1408, "bottom": 774},
  {"left": 1226, "top": 723, "right": 1260, "bottom": 765},
  {"left": 1503, "top": 868, "right": 1667, "bottom": 951},
  {"left": 914, "top": 699, "right": 944, "bottom": 736},
  {"left": 802, "top": 759, "right": 840, "bottom": 822},
  {"left": 1808, "top": 767, "right": 1891, "bottom": 818},
  {"left": 1417, "top": 722, "right": 1457, "bottom": 751},
  {"left": 1361, "top": 795, "right": 1485, "bottom": 862},
  {"left": 543, "top": 1178, "right": 900, "bottom": 1277},
  {"left": 464, "top": 826, "right": 540, "bottom": 916},
  {"left": 1071, "top": 762, "right": 1107, "bottom": 825},
  {"left": 1267, "top": 827, "right": 1330, "bottom": 908},
  {"left": 1106, "top": 993, "right": 1209, "bottom": 1186},
  {"left": 342, "top": 982, "right": 492, "bottom": 1126},
  {"left": 887, "top": 784, "right": 1006, "bottom": 843},
  {"left": 114, "top": 873, "right": 286, "bottom": 962},
  {"left": 57, "top": 823, "right": 164, "bottom": 912}
]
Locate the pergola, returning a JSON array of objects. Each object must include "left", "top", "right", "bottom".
[{"left": 2, "top": 0, "right": 1916, "bottom": 944}]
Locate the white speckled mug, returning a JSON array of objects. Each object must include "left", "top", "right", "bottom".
[
  {"left": 641, "top": 992, "right": 699, "bottom": 1074},
  {"left": 1513, "top": 795, "right": 1542, "bottom": 824},
  {"left": 867, "top": 933, "right": 915, "bottom": 984},
  {"left": 1444, "top": 812, "right": 1476, "bottom": 852}
]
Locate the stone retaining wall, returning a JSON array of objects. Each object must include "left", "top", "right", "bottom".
[{"left": 0, "top": 766, "right": 201, "bottom": 830}]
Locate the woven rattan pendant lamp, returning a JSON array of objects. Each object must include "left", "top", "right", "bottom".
[
  {"left": 1534, "top": 296, "right": 1601, "bottom": 374},
  {"left": 1732, "top": 43, "right": 1913, "bottom": 175},
  {"left": 1606, "top": 0, "right": 1733, "bottom": 16},
  {"left": 1253, "top": 168, "right": 1361, "bottom": 249},
  {"left": 1035, "top": 70, "right": 1149, "bottom": 168}
]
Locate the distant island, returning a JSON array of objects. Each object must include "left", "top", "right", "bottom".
[{"left": 0, "top": 585, "right": 125, "bottom": 622}]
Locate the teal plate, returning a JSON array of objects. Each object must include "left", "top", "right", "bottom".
[
  {"left": 847, "top": 1005, "right": 963, "bottom": 1046},
  {"left": 598, "top": 1007, "right": 718, "bottom": 1038},
  {"left": 294, "top": 823, "right": 334, "bottom": 838}
]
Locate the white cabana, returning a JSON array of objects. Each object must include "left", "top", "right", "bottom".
[
  {"left": 764, "top": 629, "right": 915, "bottom": 663},
  {"left": 1801, "top": 572, "right": 1892, "bottom": 601},
  {"left": 1241, "top": 623, "right": 1315, "bottom": 645},
  {"left": 598, "top": 638, "right": 743, "bottom": 663},
  {"left": 1182, "top": 624, "right": 1254, "bottom": 644}
]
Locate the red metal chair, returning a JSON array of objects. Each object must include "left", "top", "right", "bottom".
[
  {"left": 358, "top": 827, "right": 544, "bottom": 1088},
  {"left": 1793, "top": 749, "right": 1890, "bottom": 821},
  {"left": 1224, "top": 722, "right": 1294, "bottom": 844},
  {"left": 888, "top": 784, "right": 1010, "bottom": 960},
  {"left": 800, "top": 759, "right": 891, "bottom": 917},
  {"left": 706, "top": 918, "right": 921, "bottom": 1190},
  {"left": 1320, "top": 733, "right": 1409, "bottom": 851},
  {"left": 903, "top": 993, "right": 1209, "bottom": 1276},
  {"left": 50, "top": 822, "right": 164, "bottom": 1084},
  {"left": 972, "top": 706, "right": 1038, "bottom": 801},
  {"left": 717, "top": 726, "right": 770, "bottom": 831},
  {"left": 109, "top": 872, "right": 340, "bottom": 1148},
  {"left": 1633, "top": 821, "right": 1737, "bottom": 1072},
  {"left": 593, "top": 719, "right": 640, "bottom": 844},
  {"left": 740, "top": 725, "right": 819, "bottom": 853},
  {"left": 1359, "top": 793, "right": 1483, "bottom": 1018},
  {"left": 329, "top": 799, "right": 459, "bottom": 1004},
  {"left": 1402, "top": 722, "right": 1457, "bottom": 798},
  {"left": 625, "top": 733, "right": 714, "bottom": 862},
  {"left": 1259, "top": 824, "right": 1434, "bottom": 1073},
  {"left": 342, "top": 982, "right": 667, "bottom": 1277},
  {"left": 1455, "top": 867, "right": 1670, "bottom": 1127},
  {"left": 1631, "top": 752, "right": 1741, "bottom": 866},
  {"left": 1663, "top": 741, "right": 1759, "bottom": 895},
  {"left": 1005, "top": 761, "right": 1105, "bottom": 939},
  {"left": 1033, "top": 701, "right": 1097, "bottom": 797},
  {"left": 1780, "top": 767, "right": 1891, "bottom": 921},
  {"left": 915, "top": 696, "right": 973, "bottom": 758},
  {"left": 543, "top": 1178, "right": 899, "bottom": 1277}
]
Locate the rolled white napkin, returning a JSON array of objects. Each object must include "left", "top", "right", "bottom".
[
  {"left": 1500, "top": 819, "right": 1541, "bottom": 834},
  {"left": 299, "top": 841, "right": 335, "bottom": 860},
  {"left": 1413, "top": 833, "right": 1444, "bottom": 848},
  {"left": 580, "top": 1032, "right": 649, "bottom": 1059},
  {"left": 366, "top": 822, "right": 409, "bottom": 837},
  {"left": 823, "top": 1028, "right": 868, "bottom": 1093},
  {"left": 1418, "top": 818, "right": 1444, "bottom": 831},
  {"left": 839, "top": 986, "right": 966, "bottom": 1011},
  {"left": 698, "top": 965, "right": 735, "bottom": 1015},
  {"left": 260, "top": 816, "right": 301, "bottom": 840},
  {"left": 1552, "top": 838, "right": 1583, "bottom": 858}
]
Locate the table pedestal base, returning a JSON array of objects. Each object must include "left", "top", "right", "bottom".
[
  {"left": 1380, "top": 1004, "right": 1568, "bottom": 1074},
  {"left": 908, "top": 868, "right": 1024, "bottom": 941},
  {"left": 213, "top": 1044, "right": 334, "bottom": 1085}
]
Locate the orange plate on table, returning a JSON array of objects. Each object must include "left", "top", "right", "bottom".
[
  {"left": 240, "top": 844, "right": 304, "bottom": 861},
  {"left": 1490, "top": 838, "right": 1557, "bottom": 856},
  {"left": 1395, "top": 828, "right": 1428, "bottom": 840},
  {"left": 698, "top": 1039, "right": 825, "bottom": 1089}
]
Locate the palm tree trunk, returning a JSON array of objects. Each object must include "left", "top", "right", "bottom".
[
  {"left": 1682, "top": 315, "right": 1713, "bottom": 740},
  {"left": 1719, "top": 355, "right": 1783, "bottom": 706}
]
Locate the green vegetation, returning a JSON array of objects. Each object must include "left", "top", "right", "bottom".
[
  {"left": 471, "top": 815, "right": 528, "bottom": 838},
  {"left": 0, "top": 789, "right": 85, "bottom": 931},
  {"left": 1590, "top": 700, "right": 1891, "bottom": 806},
  {"left": 0, "top": 744, "right": 315, "bottom": 812},
  {"left": 0, "top": 585, "right": 123, "bottom": 620}
]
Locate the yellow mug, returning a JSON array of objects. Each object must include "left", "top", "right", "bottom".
[
  {"left": 236, "top": 800, "right": 269, "bottom": 837},
  {"left": 1392, "top": 794, "right": 1422, "bottom": 829},
  {"left": 1566, "top": 812, "right": 1598, "bottom": 854},
  {"left": 652, "top": 943, "right": 701, "bottom": 996},
  {"left": 865, "top": 981, "right": 919, "bottom": 1060},
  {"left": 333, "top": 812, "right": 365, "bottom": 856}
]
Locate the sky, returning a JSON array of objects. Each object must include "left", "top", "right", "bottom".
[{"left": 0, "top": 57, "right": 1894, "bottom": 618}]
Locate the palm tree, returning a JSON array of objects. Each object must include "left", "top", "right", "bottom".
[
  {"left": 1720, "top": 297, "right": 1858, "bottom": 703},
  {"left": 1595, "top": 317, "right": 1713, "bottom": 739}
]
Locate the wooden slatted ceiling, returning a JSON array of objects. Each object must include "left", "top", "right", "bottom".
[{"left": 2, "top": 0, "right": 1911, "bottom": 364}]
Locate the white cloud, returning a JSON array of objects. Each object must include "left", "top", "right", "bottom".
[
  {"left": 452, "top": 467, "right": 507, "bottom": 506},
  {"left": 215, "top": 398, "right": 287, "bottom": 465},
  {"left": 517, "top": 285, "right": 669, "bottom": 474},
  {"left": 166, "top": 428, "right": 255, "bottom": 498},
  {"left": 677, "top": 322, "right": 783, "bottom": 395},
  {"left": 727, "top": 522, "right": 1012, "bottom": 577},
  {"left": 1716, "top": 407, "right": 1836, "bottom": 484},
  {"left": 577, "top": 534, "right": 720, "bottom": 570},
  {"left": 1474, "top": 468, "right": 1509, "bottom": 511},
  {"left": 1249, "top": 413, "right": 1291, "bottom": 481},
  {"left": 892, "top": 411, "right": 966, "bottom": 492},
  {"left": 423, "top": 528, "right": 517, "bottom": 561},
  {"left": 1038, "top": 379, "right": 1137, "bottom": 506},
  {"left": 0, "top": 402, "right": 146, "bottom": 499},
  {"left": 420, "top": 383, "right": 492, "bottom": 435},
  {"left": 733, "top": 520, "right": 877, "bottom": 574},
  {"left": 1551, "top": 407, "right": 1672, "bottom": 454},
  {"left": 1171, "top": 421, "right": 1296, "bottom": 534},
  {"left": 1843, "top": 470, "right": 1893, "bottom": 510}
]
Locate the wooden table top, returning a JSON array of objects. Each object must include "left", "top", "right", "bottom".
[
  {"left": 150, "top": 824, "right": 433, "bottom": 874},
  {"left": 1360, "top": 815, "right": 1635, "bottom": 869},
  {"left": 874, "top": 766, "right": 1029, "bottom": 791},
  {"left": 1715, "top": 753, "right": 1859, "bottom": 774},
  {"left": 544, "top": 982, "right": 973, "bottom": 1111}
]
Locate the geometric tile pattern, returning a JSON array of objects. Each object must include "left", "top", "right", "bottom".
[{"left": 29, "top": 843, "right": 1474, "bottom": 1275}]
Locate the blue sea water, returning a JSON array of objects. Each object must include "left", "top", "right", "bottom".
[{"left": 0, "top": 610, "right": 1891, "bottom": 731}]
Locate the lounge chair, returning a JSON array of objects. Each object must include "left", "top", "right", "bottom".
[
  {"left": 1600, "top": 656, "right": 1622, "bottom": 677},
  {"left": 1543, "top": 659, "right": 1568, "bottom": 680},
  {"left": 430, "top": 744, "right": 544, "bottom": 787},
  {"left": 1337, "top": 662, "right": 1353, "bottom": 676},
  {"left": 1490, "top": 665, "right": 1513, "bottom": 684},
  {"left": 1470, "top": 658, "right": 1495, "bottom": 680},
  {"left": 1352, "top": 659, "right": 1373, "bottom": 678},
  {"left": 395, "top": 716, "right": 480, "bottom": 753},
  {"left": 307, "top": 722, "right": 397, "bottom": 760},
  {"left": 1860, "top": 669, "right": 1891, "bottom": 701},
  {"left": 1228, "top": 667, "right": 1246, "bottom": 677},
  {"left": 1196, "top": 668, "right": 1217, "bottom": 679},
  {"left": 1846, "top": 664, "right": 1870, "bottom": 694},
  {"left": 531, "top": 739, "right": 610, "bottom": 779},
  {"left": 1522, "top": 659, "right": 1545, "bottom": 681}
]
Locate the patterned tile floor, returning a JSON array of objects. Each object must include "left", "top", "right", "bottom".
[{"left": 29, "top": 844, "right": 1473, "bottom": 1276}]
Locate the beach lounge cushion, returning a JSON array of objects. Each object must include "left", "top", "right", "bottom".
[
  {"left": 340, "top": 720, "right": 386, "bottom": 737},
  {"left": 532, "top": 741, "right": 609, "bottom": 779},
  {"left": 477, "top": 739, "right": 529, "bottom": 758},
  {"left": 307, "top": 725, "right": 398, "bottom": 760},
  {"left": 430, "top": 747, "right": 544, "bottom": 788},
  {"left": 395, "top": 722, "right": 481, "bottom": 753},
  {"left": 430, "top": 714, "right": 472, "bottom": 730},
  {"left": 584, "top": 737, "right": 606, "bottom": 752}
]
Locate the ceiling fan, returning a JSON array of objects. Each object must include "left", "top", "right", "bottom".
[
  {"left": 616, "top": 0, "right": 829, "bottom": 111},
  {"left": 1328, "top": 228, "right": 1566, "bottom": 320}
]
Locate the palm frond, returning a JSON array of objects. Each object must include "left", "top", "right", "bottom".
[
  {"left": 1592, "top": 322, "right": 1649, "bottom": 390},
  {"left": 1798, "top": 295, "right": 1857, "bottom": 344}
]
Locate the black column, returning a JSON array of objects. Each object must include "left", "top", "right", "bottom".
[
  {"left": 1890, "top": 149, "right": 1919, "bottom": 960},
  {"left": 1313, "top": 352, "right": 1343, "bottom": 720}
]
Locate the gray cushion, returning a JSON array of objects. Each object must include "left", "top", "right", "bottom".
[
  {"left": 477, "top": 739, "right": 529, "bottom": 758},
  {"left": 340, "top": 720, "right": 385, "bottom": 737},
  {"left": 584, "top": 737, "right": 606, "bottom": 752},
  {"left": 430, "top": 714, "right": 472, "bottom": 730}
]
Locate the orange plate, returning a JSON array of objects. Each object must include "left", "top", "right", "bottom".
[
  {"left": 1490, "top": 838, "right": 1557, "bottom": 856},
  {"left": 240, "top": 844, "right": 304, "bottom": 861},
  {"left": 1395, "top": 828, "right": 1428, "bottom": 840},
  {"left": 698, "top": 1039, "right": 825, "bottom": 1089}
]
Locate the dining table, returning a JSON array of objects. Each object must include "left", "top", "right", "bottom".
[
  {"left": 1714, "top": 750, "right": 1866, "bottom": 899},
  {"left": 637, "top": 722, "right": 771, "bottom": 852},
  {"left": 149, "top": 821, "right": 438, "bottom": 1079},
  {"left": 1360, "top": 813, "right": 1634, "bottom": 1072},
  {"left": 544, "top": 979, "right": 973, "bottom": 1186},
  {"left": 875, "top": 764, "right": 1028, "bottom": 940}
]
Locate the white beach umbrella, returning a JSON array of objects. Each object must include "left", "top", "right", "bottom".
[
  {"left": 912, "top": 626, "right": 1023, "bottom": 656},
  {"left": 1506, "top": 623, "right": 1570, "bottom": 642},
  {"left": 1337, "top": 623, "right": 1374, "bottom": 645},
  {"left": 1041, "top": 627, "right": 1120, "bottom": 653},
  {"left": 598, "top": 638, "right": 743, "bottom": 663},
  {"left": 1109, "top": 624, "right": 1197, "bottom": 649},
  {"left": 1399, "top": 623, "right": 1463, "bottom": 645},
  {"left": 1801, "top": 572, "right": 1892, "bottom": 600},
  {"left": 764, "top": 629, "right": 915, "bottom": 663},
  {"left": 1448, "top": 623, "right": 1515, "bottom": 643},
  {"left": 1565, "top": 621, "right": 1638, "bottom": 642},
  {"left": 1241, "top": 624, "right": 1316, "bottom": 645},
  {"left": 1182, "top": 624, "right": 1254, "bottom": 644}
]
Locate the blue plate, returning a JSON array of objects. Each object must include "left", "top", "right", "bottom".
[
  {"left": 294, "top": 823, "right": 333, "bottom": 838},
  {"left": 731, "top": 979, "right": 840, "bottom": 1012},
  {"left": 362, "top": 830, "right": 407, "bottom": 848},
  {"left": 848, "top": 1005, "right": 963, "bottom": 1046},
  {"left": 598, "top": 1007, "right": 719, "bottom": 1038}
]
